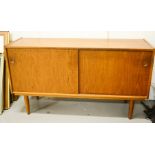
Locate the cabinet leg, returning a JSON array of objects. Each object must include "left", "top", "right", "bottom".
[
  {"left": 24, "top": 96, "right": 30, "bottom": 114},
  {"left": 128, "top": 100, "right": 134, "bottom": 119}
]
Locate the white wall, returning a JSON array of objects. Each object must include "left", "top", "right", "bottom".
[
  {"left": 10, "top": 31, "right": 108, "bottom": 41},
  {"left": 0, "top": 36, "right": 4, "bottom": 53},
  {"left": 10, "top": 31, "right": 155, "bottom": 46},
  {"left": 10, "top": 31, "right": 155, "bottom": 99}
]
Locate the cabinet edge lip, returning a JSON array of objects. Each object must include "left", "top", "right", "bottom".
[
  {"left": 5, "top": 47, "right": 153, "bottom": 51},
  {"left": 13, "top": 92, "right": 147, "bottom": 100}
]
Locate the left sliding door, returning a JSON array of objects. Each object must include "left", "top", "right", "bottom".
[{"left": 7, "top": 48, "right": 79, "bottom": 94}]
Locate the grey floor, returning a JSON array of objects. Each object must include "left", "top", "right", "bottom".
[{"left": 0, "top": 97, "right": 151, "bottom": 123}]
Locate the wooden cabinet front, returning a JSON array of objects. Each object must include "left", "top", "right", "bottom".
[
  {"left": 5, "top": 38, "right": 154, "bottom": 118},
  {"left": 7, "top": 48, "right": 78, "bottom": 94},
  {"left": 79, "top": 50, "right": 153, "bottom": 96}
]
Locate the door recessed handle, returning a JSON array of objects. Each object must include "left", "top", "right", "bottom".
[
  {"left": 10, "top": 59, "right": 15, "bottom": 64},
  {"left": 144, "top": 63, "right": 148, "bottom": 67}
]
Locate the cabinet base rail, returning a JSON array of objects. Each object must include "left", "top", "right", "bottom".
[{"left": 22, "top": 95, "right": 141, "bottom": 119}]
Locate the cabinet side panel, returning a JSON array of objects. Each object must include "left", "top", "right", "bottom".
[
  {"left": 7, "top": 48, "right": 78, "bottom": 94},
  {"left": 79, "top": 50, "right": 153, "bottom": 96}
]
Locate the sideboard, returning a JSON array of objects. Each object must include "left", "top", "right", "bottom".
[{"left": 5, "top": 38, "right": 154, "bottom": 119}]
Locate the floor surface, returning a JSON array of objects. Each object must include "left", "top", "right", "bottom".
[{"left": 0, "top": 97, "right": 151, "bottom": 123}]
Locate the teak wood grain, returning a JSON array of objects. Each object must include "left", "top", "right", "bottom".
[
  {"left": 6, "top": 38, "right": 153, "bottom": 50},
  {"left": 5, "top": 38, "right": 154, "bottom": 119},
  {"left": 79, "top": 50, "right": 153, "bottom": 96},
  {"left": 7, "top": 48, "right": 78, "bottom": 94},
  {"left": 13, "top": 92, "right": 147, "bottom": 100}
]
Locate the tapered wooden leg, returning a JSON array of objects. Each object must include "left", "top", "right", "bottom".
[
  {"left": 4, "top": 60, "right": 10, "bottom": 110},
  {"left": 128, "top": 100, "right": 134, "bottom": 119},
  {"left": 24, "top": 96, "right": 30, "bottom": 114}
]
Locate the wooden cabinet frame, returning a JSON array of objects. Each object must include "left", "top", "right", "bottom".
[
  {"left": 0, "top": 31, "right": 10, "bottom": 112},
  {"left": 5, "top": 38, "right": 154, "bottom": 119}
]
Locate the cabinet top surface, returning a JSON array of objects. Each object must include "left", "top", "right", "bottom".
[{"left": 6, "top": 38, "right": 153, "bottom": 50}]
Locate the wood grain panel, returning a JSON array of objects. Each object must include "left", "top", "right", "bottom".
[
  {"left": 7, "top": 48, "right": 78, "bottom": 94},
  {"left": 79, "top": 50, "right": 153, "bottom": 96},
  {"left": 6, "top": 38, "right": 153, "bottom": 50},
  {"left": 13, "top": 92, "right": 147, "bottom": 100}
]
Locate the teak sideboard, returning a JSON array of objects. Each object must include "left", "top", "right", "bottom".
[{"left": 5, "top": 38, "right": 154, "bottom": 119}]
